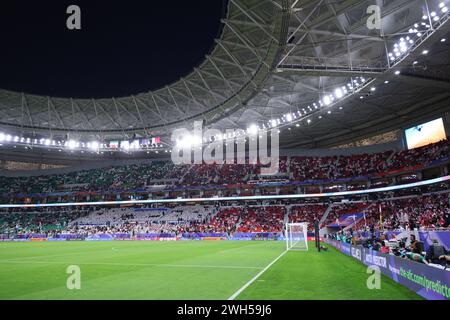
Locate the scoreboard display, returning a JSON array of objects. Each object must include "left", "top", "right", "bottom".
[{"left": 405, "top": 118, "right": 447, "bottom": 149}]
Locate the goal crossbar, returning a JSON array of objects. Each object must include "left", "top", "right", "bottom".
[{"left": 286, "top": 222, "right": 308, "bottom": 251}]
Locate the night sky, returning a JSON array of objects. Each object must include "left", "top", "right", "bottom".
[{"left": 0, "top": 1, "right": 226, "bottom": 99}]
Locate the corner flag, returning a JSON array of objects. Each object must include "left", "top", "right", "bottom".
[{"left": 379, "top": 204, "right": 383, "bottom": 229}]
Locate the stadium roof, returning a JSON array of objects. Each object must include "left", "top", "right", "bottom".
[{"left": 0, "top": 0, "right": 449, "bottom": 153}]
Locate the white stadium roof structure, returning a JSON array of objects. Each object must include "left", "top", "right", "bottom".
[{"left": 0, "top": 0, "right": 449, "bottom": 162}]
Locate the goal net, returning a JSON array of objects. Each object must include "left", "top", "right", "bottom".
[{"left": 286, "top": 223, "right": 308, "bottom": 251}]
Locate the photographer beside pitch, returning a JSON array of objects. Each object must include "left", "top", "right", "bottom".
[{"left": 425, "top": 239, "right": 449, "bottom": 269}]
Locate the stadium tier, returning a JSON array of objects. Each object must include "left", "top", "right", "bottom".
[
  {"left": 1, "top": 139, "right": 449, "bottom": 237},
  {"left": 0, "top": 140, "right": 449, "bottom": 202},
  {"left": 1, "top": 188, "right": 449, "bottom": 237}
]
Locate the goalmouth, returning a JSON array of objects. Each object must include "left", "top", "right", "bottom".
[{"left": 285, "top": 222, "right": 308, "bottom": 251}]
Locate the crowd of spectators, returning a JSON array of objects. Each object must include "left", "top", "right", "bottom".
[
  {"left": 386, "top": 140, "right": 448, "bottom": 171},
  {"left": 330, "top": 229, "right": 449, "bottom": 269},
  {"left": 324, "top": 202, "right": 371, "bottom": 227},
  {"left": 0, "top": 207, "right": 92, "bottom": 235},
  {"left": 370, "top": 193, "right": 450, "bottom": 231},
  {"left": 180, "top": 206, "right": 285, "bottom": 234},
  {"left": 62, "top": 222, "right": 180, "bottom": 237},
  {"left": 289, "top": 205, "right": 327, "bottom": 230},
  {"left": 236, "top": 206, "right": 285, "bottom": 233},
  {"left": 290, "top": 140, "right": 449, "bottom": 181},
  {"left": 0, "top": 139, "right": 449, "bottom": 240},
  {"left": 2, "top": 190, "right": 448, "bottom": 238},
  {"left": 0, "top": 161, "right": 176, "bottom": 195},
  {"left": 0, "top": 140, "right": 448, "bottom": 197}
]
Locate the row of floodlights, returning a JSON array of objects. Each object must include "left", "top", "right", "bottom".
[
  {"left": 0, "top": 134, "right": 163, "bottom": 152},
  {"left": 175, "top": 76, "right": 370, "bottom": 148},
  {"left": 390, "top": 4, "right": 448, "bottom": 62}
]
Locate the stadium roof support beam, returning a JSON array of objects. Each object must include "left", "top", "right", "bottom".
[
  {"left": 303, "top": 29, "right": 384, "bottom": 42},
  {"left": 271, "top": 74, "right": 320, "bottom": 92},
  {"left": 192, "top": 69, "right": 225, "bottom": 101},
  {"left": 229, "top": 0, "right": 279, "bottom": 44},
  {"left": 176, "top": 81, "right": 209, "bottom": 111},
  {"left": 71, "top": 99, "right": 97, "bottom": 132},
  {"left": 216, "top": 40, "right": 256, "bottom": 80},
  {"left": 21, "top": 93, "right": 34, "bottom": 129},
  {"left": 285, "top": 0, "right": 364, "bottom": 45},
  {"left": 275, "top": 66, "right": 385, "bottom": 77},
  {"left": 148, "top": 93, "right": 169, "bottom": 126},
  {"left": 223, "top": 20, "right": 272, "bottom": 69},
  {"left": 280, "top": 0, "right": 325, "bottom": 66},
  {"left": 282, "top": 0, "right": 414, "bottom": 69},
  {"left": 115, "top": 99, "right": 142, "bottom": 125},
  {"left": 47, "top": 97, "right": 66, "bottom": 130},
  {"left": 274, "top": 71, "right": 450, "bottom": 91},
  {"left": 135, "top": 95, "right": 168, "bottom": 127},
  {"left": 167, "top": 87, "right": 186, "bottom": 118},
  {"left": 219, "top": 39, "right": 268, "bottom": 56},
  {"left": 111, "top": 98, "right": 126, "bottom": 131},
  {"left": 131, "top": 95, "right": 147, "bottom": 133}
]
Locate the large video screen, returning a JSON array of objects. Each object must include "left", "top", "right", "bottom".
[{"left": 405, "top": 118, "right": 447, "bottom": 149}]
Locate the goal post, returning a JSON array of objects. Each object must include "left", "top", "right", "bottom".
[{"left": 285, "top": 222, "right": 308, "bottom": 251}]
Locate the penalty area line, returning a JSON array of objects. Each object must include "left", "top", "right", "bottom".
[{"left": 228, "top": 250, "right": 287, "bottom": 300}]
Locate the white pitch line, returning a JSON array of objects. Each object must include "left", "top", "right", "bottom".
[
  {"left": 228, "top": 250, "right": 287, "bottom": 300},
  {"left": 0, "top": 260, "right": 263, "bottom": 270}
]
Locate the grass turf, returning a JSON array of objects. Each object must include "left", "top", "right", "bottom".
[{"left": 0, "top": 241, "right": 421, "bottom": 300}]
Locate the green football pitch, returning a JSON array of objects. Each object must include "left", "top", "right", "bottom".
[{"left": 0, "top": 241, "right": 421, "bottom": 300}]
